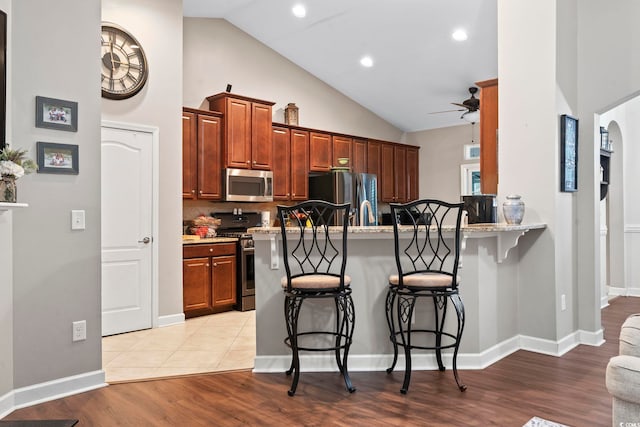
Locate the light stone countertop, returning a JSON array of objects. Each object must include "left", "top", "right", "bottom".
[
  {"left": 248, "top": 223, "right": 546, "bottom": 235},
  {"left": 182, "top": 237, "right": 238, "bottom": 245}
]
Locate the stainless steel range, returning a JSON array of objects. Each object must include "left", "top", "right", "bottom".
[{"left": 213, "top": 211, "right": 261, "bottom": 311}]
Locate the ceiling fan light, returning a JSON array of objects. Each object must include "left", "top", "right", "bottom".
[{"left": 462, "top": 110, "right": 479, "bottom": 123}]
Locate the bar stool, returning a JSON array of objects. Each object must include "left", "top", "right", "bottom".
[
  {"left": 276, "top": 200, "right": 355, "bottom": 396},
  {"left": 385, "top": 199, "right": 466, "bottom": 394}
]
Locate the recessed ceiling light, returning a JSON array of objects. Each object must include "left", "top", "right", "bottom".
[
  {"left": 360, "top": 56, "right": 373, "bottom": 68},
  {"left": 292, "top": 4, "right": 306, "bottom": 18},
  {"left": 452, "top": 29, "right": 468, "bottom": 41}
]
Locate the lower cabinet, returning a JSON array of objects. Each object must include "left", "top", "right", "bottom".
[{"left": 183, "top": 242, "right": 237, "bottom": 318}]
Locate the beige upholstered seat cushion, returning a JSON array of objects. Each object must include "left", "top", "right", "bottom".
[
  {"left": 389, "top": 272, "right": 457, "bottom": 288},
  {"left": 281, "top": 274, "right": 351, "bottom": 290},
  {"left": 606, "top": 355, "right": 640, "bottom": 405},
  {"left": 620, "top": 314, "right": 640, "bottom": 357}
]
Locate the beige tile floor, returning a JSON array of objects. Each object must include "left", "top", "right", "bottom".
[{"left": 102, "top": 310, "right": 255, "bottom": 383}]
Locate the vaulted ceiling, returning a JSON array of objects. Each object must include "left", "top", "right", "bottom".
[{"left": 183, "top": 0, "right": 497, "bottom": 132}]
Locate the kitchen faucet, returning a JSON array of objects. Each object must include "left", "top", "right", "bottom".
[{"left": 359, "top": 200, "right": 375, "bottom": 226}]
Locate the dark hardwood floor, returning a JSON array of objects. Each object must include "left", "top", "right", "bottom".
[{"left": 3, "top": 297, "right": 639, "bottom": 426}]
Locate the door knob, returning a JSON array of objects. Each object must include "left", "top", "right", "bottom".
[{"left": 138, "top": 237, "right": 151, "bottom": 244}]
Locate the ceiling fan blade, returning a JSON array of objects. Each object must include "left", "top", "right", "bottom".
[
  {"left": 430, "top": 108, "right": 466, "bottom": 114},
  {"left": 451, "top": 102, "right": 470, "bottom": 109}
]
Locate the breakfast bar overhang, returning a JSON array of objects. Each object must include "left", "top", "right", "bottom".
[{"left": 249, "top": 223, "right": 546, "bottom": 373}]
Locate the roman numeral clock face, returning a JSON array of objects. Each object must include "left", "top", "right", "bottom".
[{"left": 101, "top": 23, "right": 148, "bottom": 100}]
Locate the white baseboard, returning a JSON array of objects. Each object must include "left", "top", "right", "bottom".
[
  {"left": 253, "top": 332, "right": 602, "bottom": 374},
  {"left": 608, "top": 287, "right": 640, "bottom": 297},
  {"left": 0, "top": 390, "right": 14, "bottom": 420},
  {"left": 0, "top": 370, "right": 106, "bottom": 419},
  {"left": 158, "top": 313, "right": 185, "bottom": 328}
]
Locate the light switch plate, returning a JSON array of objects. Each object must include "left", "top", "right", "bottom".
[{"left": 71, "top": 210, "right": 85, "bottom": 230}]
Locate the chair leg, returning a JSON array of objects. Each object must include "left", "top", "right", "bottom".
[
  {"left": 450, "top": 293, "right": 467, "bottom": 392},
  {"left": 433, "top": 295, "right": 447, "bottom": 371},
  {"left": 338, "top": 294, "right": 356, "bottom": 393},
  {"left": 385, "top": 289, "right": 399, "bottom": 373},
  {"left": 397, "top": 294, "right": 415, "bottom": 394},
  {"left": 284, "top": 295, "right": 303, "bottom": 396}
]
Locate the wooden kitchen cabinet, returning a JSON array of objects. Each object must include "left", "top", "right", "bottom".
[
  {"left": 332, "top": 135, "right": 352, "bottom": 168},
  {"left": 309, "top": 131, "right": 332, "bottom": 172},
  {"left": 406, "top": 146, "right": 419, "bottom": 201},
  {"left": 272, "top": 125, "right": 309, "bottom": 201},
  {"left": 352, "top": 138, "right": 367, "bottom": 174},
  {"left": 380, "top": 141, "right": 413, "bottom": 203},
  {"left": 477, "top": 78, "right": 498, "bottom": 195},
  {"left": 207, "top": 93, "right": 275, "bottom": 170},
  {"left": 290, "top": 129, "right": 310, "bottom": 200},
  {"left": 182, "top": 108, "right": 223, "bottom": 200},
  {"left": 182, "top": 110, "right": 197, "bottom": 199},
  {"left": 272, "top": 126, "right": 291, "bottom": 200},
  {"left": 183, "top": 242, "right": 237, "bottom": 318}
]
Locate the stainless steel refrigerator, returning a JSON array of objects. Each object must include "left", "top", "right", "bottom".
[{"left": 308, "top": 171, "right": 378, "bottom": 226}]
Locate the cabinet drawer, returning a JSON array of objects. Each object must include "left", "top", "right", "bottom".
[{"left": 183, "top": 243, "right": 236, "bottom": 258}]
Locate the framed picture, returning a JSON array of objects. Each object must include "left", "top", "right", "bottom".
[
  {"left": 463, "top": 144, "right": 480, "bottom": 160},
  {"left": 36, "top": 142, "right": 79, "bottom": 175},
  {"left": 35, "top": 96, "right": 78, "bottom": 132},
  {"left": 560, "top": 114, "right": 578, "bottom": 192}
]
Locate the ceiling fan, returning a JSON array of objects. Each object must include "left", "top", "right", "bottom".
[{"left": 430, "top": 87, "right": 480, "bottom": 123}]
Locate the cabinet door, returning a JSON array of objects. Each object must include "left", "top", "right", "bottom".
[
  {"left": 251, "top": 102, "right": 273, "bottom": 170},
  {"left": 225, "top": 97, "right": 252, "bottom": 169},
  {"left": 332, "top": 135, "right": 352, "bottom": 169},
  {"left": 182, "top": 111, "right": 197, "bottom": 199},
  {"left": 406, "top": 146, "right": 419, "bottom": 202},
  {"left": 183, "top": 257, "right": 212, "bottom": 315},
  {"left": 477, "top": 78, "right": 498, "bottom": 194},
  {"left": 197, "top": 114, "right": 223, "bottom": 200},
  {"left": 290, "top": 129, "right": 309, "bottom": 200},
  {"left": 309, "top": 132, "right": 332, "bottom": 172},
  {"left": 395, "top": 145, "right": 407, "bottom": 203},
  {"left": 272, "top": 126, "right": 291, "bottom": 200},
  {"left": 352, "top": 138, "right": 367, "bottom": 174},
  {"left": 380, "top": 143, "right": 396, "bottom": 202},
  {"left": 367, "top": 140, "right": 381, "bottom": 198},
  {"left": 212, "top": 255, "right": 236, "bottom": 307}
]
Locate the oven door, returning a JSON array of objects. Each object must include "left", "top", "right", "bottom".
[{"left": 240, "top": 246, "right": 255, "bottom": 297}]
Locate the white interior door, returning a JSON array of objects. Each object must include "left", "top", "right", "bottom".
[{"left": 101, "top": 125, "right": 153, "bottom": 336}]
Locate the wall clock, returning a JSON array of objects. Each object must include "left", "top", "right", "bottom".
[{"left": 100, "top": 23, "right": 148, "bottom": 100}]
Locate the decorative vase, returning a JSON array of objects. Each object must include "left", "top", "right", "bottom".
[
  {"left": 284, "top": 103, "right": 299, "bottom": 125},
  {"left": 0, "top": 176, "right": 17, "bottom": 203},
  {"left": 502, "top": 194, "right": 524, "bottom": 225}
]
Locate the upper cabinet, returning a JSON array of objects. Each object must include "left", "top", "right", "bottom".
[
  {"left": 272, "top": 126, "right": 309, "bottom": 201},
  {"left": 309, "top": 131, "right": 332, "bottom": 172},
  {"left": 352, "top": 138, "right": 367, "bottom": 174},
  {"left": 207, "top": 93, "right": 275, "bottom": 170},
  {"left": 332, "top": 135, "right": 352, "bottom": 168},
  {"left": 378, "top": 141, "right": 415, "bottom": 203},
  {"left": 182, "top": 108, "right": 223, "bottom": 200},
  {"left": 477, "top": 78, "right": 498, "bottom": 195}
]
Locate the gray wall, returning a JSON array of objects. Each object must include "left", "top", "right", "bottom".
[
  {"left": 183, "top": 18, "right": 404, "bottom": 143},
  {"left": 102, "top": 0, "right": 184, "bottom": 319},
  {"left": 405, "top": 124, "right": 476, "bottom": 203},
  {"left": 0, "top": 0, "right": 12, "bottom": 399},
  {"left": 11, "top": 0, "right": 102, "bottom": 387}
]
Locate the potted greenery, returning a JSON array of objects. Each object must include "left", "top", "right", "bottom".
[{"left": 0, "top": 146, "right": 37, "bottom": 203}]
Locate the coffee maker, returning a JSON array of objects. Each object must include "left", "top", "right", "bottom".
[{"left": 462, "top": 195, "right": 497, "bottom": 224}]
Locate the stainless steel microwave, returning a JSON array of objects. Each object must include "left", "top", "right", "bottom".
[{"left": 224, "top": 168, "right": 273, "bottom": 202}]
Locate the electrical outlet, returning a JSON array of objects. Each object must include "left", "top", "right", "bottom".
[
  {"left": 72, "top": 320, "right": 87, "bottom": 342},
  {"left": 561, "top": 294, "right": 567, "bottom": 311}
]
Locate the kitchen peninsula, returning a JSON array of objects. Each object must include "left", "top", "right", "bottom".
[{"left": 249, "top": 223, "right": 545, "bottom": 373}]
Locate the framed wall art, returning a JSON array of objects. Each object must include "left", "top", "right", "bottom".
[
  {"left": 35, "top": 96, "right": 78, "bottom": 132},
  {"left": 560, "top": 114, "right": 578, "bottom": 192},
  {"left": 37, "top": 142, "right": 79, "bottom": 175}
]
